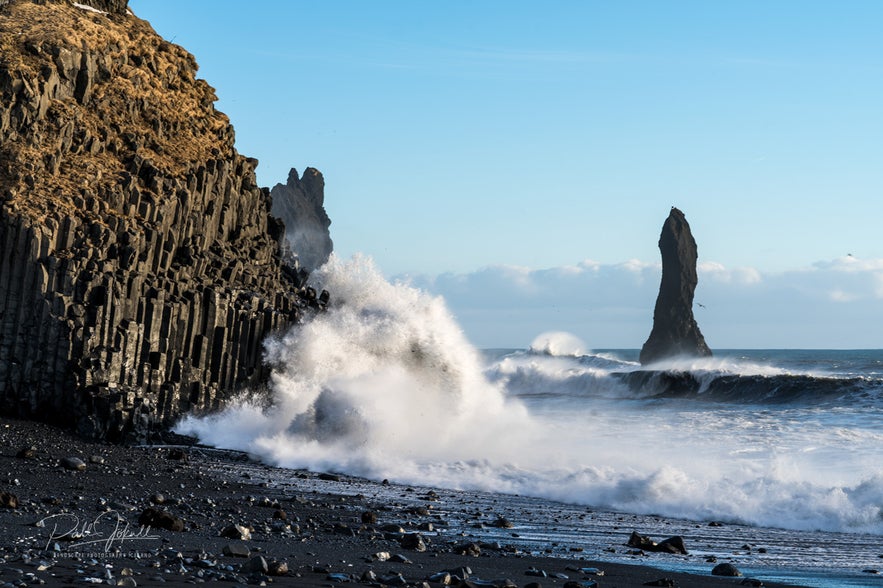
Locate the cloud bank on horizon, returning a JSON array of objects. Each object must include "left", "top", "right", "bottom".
[{"left": 402, "top": 255, "right": 883, "bottom": 349}]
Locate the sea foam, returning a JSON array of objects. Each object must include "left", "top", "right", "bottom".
[{"left": 176, "top": 254, "right": 883, "bottom": 535}]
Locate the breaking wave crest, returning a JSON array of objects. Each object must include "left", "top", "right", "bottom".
[{"left": 176, "top": 254, "right": 883, "bottom": 535}]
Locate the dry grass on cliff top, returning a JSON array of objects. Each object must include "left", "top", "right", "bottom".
[{"left": 0, "top": 0, "right": 237, "bottom": 220}]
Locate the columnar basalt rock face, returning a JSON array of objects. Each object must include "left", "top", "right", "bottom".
[
  {"left": 270, "top": 167, "right": 333, "bottom": 273},
  {"left": 0, "top": 0, "right": 311, "bottom": 440},
  {"left": 639, "top": 207, "right": 712, "bottom": 365}
]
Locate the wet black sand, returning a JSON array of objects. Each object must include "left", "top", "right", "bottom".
[{"left": 0, "top": 416, "right": 805, "bottom": 587}]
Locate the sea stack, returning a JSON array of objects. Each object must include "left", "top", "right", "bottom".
[
  {"left": 0, "top": 0, "right": 319, "bottom": 440},
  {"left": 639, "top": 207, "right": 712, "bottom": 365},
  {"left": 270, "top": 167, "right": 333, "bottom": 273}
]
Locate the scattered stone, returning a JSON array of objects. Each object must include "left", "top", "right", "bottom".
[
  {"left": 88, "top": 455, "right": 105, "bottom": 464},
  {"left": 401, "top": 533, "right": 427, "bottom": 551},
  {"left": 150, "top": 494, "right": 165, "bottom": 505},
  {"left": 428, "top": 572, "right": 452, "bottom": 584},
  {"left": 361, "top": 511, "right": 377, "bottom": 524},
  {"left": 240, "top": 555, "right": 268, "bottom": 575},
  {"left": 492, "top": 516, "right": 514, "bottom": 528},
  {"left": 445, "top": 566, "right": 472, "bottom": 582},
  {"left": 563, "top": 581, "right": 598, "bottom": 588},
  {"left": 644, "top": 579, "right": 675, "bottom": 587},
  {"left": 15, "top": 446, "right": 36, "bottom": 459},
  {"left": 333, "top": 522, "right": 356, "bottom": 536},
  {"left": 220, "top": 524, "right": 252, "bottom": 540},
  {"left": 116, "top": 578, "right": 137, "bottom": 587},
  {"left": 627, "top": 531, "right": 656, "bottom": 551},
  {"left": 267, "top": 560, "right": 288, "bottom": 576},
  {"left": 222, "top": 543, "right": 250, "bottom": 558},
  {"left": 60, "top": 456, "right": 86, "bottom": 471},
  {"left": 862, "top": 569, "right": 879, "bottom": 574},
  {"left": 740, "top": 580, "right": 765, "bottom": 587},
  {"left": 372, "top": 552, "right": 391, "bottom": 562},
  {"left": 318, "top": 472, "right": 341, "bottom": 482},
  {"left": 0, "top": 492, "right": 18, "bottom": 509},
  {"left": 626, "top": 532, "right": 688, "bottom": 554},
  {"left": 166, "top": 449, "right": 188, "bottom": 461},
  {"left": 361, "top": 570, "right": 378, "bottom": 583},
  {"left": 382, "top": 523, "right": 405, "bottom": 533},
  {"left": 137, "top": 508, "right": 184, "bottom": 532},
  {"left": 390, "top": 554, "right": 412, "bottom": 564},
  {"left": 378, "top": 572, "right": 407, "bottom": 586},
  {"left": 272, "top": 509, "right": 287, "bottom": 520},
  {"left": 657, "top": 536, "right": 688, "bottom": 555},
  {"left": 711, "top": 563, "right": 742, "bottom": 577},
  {"left": 454, "top": 542, "right": 481, "bottom": 557}
]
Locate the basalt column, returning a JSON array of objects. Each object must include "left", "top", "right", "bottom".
[{"left": 0, "top": 0, "right": 318, "bottom": 441}]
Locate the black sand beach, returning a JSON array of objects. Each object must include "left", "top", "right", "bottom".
[{"left": 0, "top": 416, "right": 804, "bottom": 588}]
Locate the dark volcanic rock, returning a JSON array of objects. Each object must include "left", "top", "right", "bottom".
[
  {"left": 60, "top": 456, "right": 87, "bottom": 471},
  {"left": 0, "top": 492, "right": 18, "bottom": 509},
  {"left": 640, "top": 207, "right": 712, "bottom": 365},
  {"left": 0, "top": 0, "right": 325, "bottom": 441},
  {"left": 626, "top": 531, "right": 688, "bottom": 555},
  {"left": 711, "top": 563, "right": 742, "bottom": 577},
  {"left": 220, "top": 524, "right": 252, "bottom": 540},
  {"left": 271, "top": 167, "right": 333, "bottom": 272},
  {"left": 138, "top": 507, "right": 185, "bottom": 532},
  {"left": 401, "top": 532, "right": 427, "bottom": 551}
]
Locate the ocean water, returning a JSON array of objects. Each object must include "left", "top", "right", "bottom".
[{"left": 176, "top": 255, "right": 883, "bottom": 586}]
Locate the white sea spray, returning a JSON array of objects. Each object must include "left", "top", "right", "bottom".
[{"left": 176, "top": 254, "right": 883, "bottom": 535}]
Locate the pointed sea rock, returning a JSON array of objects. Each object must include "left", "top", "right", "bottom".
[
  {"left": 270, "top": 167, "right": 333, "bottom": 272},
  {"left": 639, "top": 207, "right": 712, "bottom": 365}
]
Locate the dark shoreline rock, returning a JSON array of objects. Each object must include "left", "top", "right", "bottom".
[
  {"left": 640, "top": 207, "right": 712, "bottom": 365},
  {"left": 627, "top": 531, "right": 688, "bottom": 555}
]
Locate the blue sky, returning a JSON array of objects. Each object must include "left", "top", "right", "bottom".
[{"left": 128, "top": 2, "right": 883, "bottom": 348}]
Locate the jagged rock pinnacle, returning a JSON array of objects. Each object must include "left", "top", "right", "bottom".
[
  {"left": 270, "top": 167, "right": 333, "bottom": 272},
  {"left": 639, "top": 207, "right": 712, "bottom": 365}
]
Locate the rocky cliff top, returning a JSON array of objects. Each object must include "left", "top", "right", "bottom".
[{"left": 1, "top": 0, "right": 232, "bottom": 219}]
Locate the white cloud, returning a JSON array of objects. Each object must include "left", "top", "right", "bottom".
[
  {"left": 399, "top": 257, "right": 883, "bottom": 349},
  {"left": 699, "top": 262, "right": 762, "bottom": 285},
  {"left": 829, "top": 289, "right": 857, "bottom": 303}
]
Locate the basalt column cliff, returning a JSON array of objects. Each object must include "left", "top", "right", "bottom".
[
  {"left": 639, "top": 207, "right": 712, "bottom": 364},
  {"left": 0, "top": 0, "right": 317, "bottom": 440}
]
